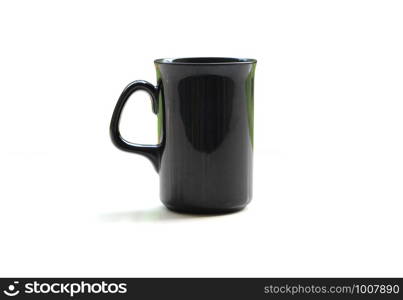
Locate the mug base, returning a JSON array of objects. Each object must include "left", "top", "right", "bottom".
[{"left": 163, "top": 203, "right": 248, "bottom": 215}]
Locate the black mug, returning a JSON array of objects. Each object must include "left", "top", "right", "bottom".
[{"left": 110, "top": 57, "right": 256, "bottom": 213}]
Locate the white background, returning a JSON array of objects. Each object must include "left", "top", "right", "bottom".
[{"left": 0, "top": 0, "right": 402, "bottom": 277}]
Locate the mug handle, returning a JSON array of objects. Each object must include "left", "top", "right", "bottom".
[{"left": 110, "top": 80, "right": 161, "bottom": 172}]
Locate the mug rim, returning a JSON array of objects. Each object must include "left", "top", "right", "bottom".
[{"left": 154, "top": 57, "right": 257, "bottom": 65}]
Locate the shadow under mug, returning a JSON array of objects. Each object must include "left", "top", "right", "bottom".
[{"left": 110, "top": 57, "right": 256, "bottom": 214}]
